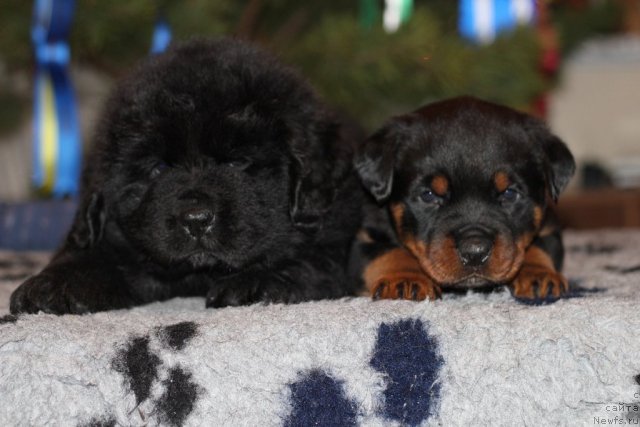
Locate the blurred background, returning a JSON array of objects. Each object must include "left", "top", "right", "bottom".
[{"left": 0, "top": 0, "right": 639, "bottom": 250}]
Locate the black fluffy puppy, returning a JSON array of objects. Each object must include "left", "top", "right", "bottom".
[{"left": 11, "top": 38, "right": 361, "bottom": 314}]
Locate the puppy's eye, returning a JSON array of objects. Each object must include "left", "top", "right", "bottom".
[
  {"left": 226, "top": 158, "right": 251, "bottom": 170},
  {"left": 150, "top": 162, "right": 169, "bottom": 178},
  {"left": 499, "top": 188, "right": 520, "bottom": 204},
  {"left": 420, "top": 189, "right": 443, "bottom": 205}
]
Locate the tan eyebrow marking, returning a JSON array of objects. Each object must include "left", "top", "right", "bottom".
[
  {"left": 430, "top": 175, "right": 449, "bottom": 196},
  {"left": 494, "top": 171, "right": 510, "bottom": 193}
]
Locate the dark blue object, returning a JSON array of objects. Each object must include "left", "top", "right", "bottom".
[
  {"left": 0, "top": 200, "right": 76, "bottom": 251},
  {"left": 370, "top": 319, "right": 443, "bottom": 426},
  {"left": 284, "top": 369, "right": 358, "bottom": 427}
]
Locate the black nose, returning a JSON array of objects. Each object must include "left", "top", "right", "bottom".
[
  {"left": 456, "top": 230, "right": 493, "bottom": 267},
  {"left": 179, "top": 207, "right": 214, "bottom": 239}
]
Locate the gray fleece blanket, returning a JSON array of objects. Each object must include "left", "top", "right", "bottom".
[{"left": 0, "top": 230, "right": 639, "bottom": 426}]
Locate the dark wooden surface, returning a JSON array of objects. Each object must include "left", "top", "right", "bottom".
[{"left": 557, "top": 188, "right": 640, "bottom": 229}]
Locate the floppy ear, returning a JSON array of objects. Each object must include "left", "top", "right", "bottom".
[
  {"left": 354, "top": 120, "right": 407, "bottom": 203},
  {"left": 69, "top": 192, "right": 106, "bottom": 249},
  {"left": 527, "top": 119, "right": 576, "bottom": 201},
  {"left": 289, "top": 160, "right": 333, "bottom": 231},
  {"left": 544, "top": 134, "right": 576, "bottom": 201},
  {"left": 288, "top": 116, "right": 352, "bottom": 231}
]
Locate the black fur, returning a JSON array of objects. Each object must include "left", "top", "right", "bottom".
[{"left": 10, "top": 38, "right": 361, "bottom": 314}]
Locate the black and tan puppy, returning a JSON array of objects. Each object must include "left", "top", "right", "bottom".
[
  {"left": 11, "top": 38, "right": 362, "bottom": 314},
  {"left": 351, "top": 96, "right": 575, "bottom": 302}
]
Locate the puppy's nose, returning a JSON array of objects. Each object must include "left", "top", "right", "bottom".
[
  {"left": 456, "top": 230, "right": 493, "bottom": 267},
  {"left": 179, "top": 207, "right": 214, "bottom": 239}
]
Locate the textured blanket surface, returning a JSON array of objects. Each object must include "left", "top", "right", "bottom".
[{"left": 1, "top": 230, "right": 639, "bottom": 426}]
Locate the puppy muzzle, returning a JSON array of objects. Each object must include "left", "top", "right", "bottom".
[{"left": 454, "top": 226, "right": 494, "bottom": 268}]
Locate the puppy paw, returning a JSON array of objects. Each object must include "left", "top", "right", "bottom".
[
  {"left": 371, "top": 273, "right": 441, "bottom": 301},
  {"left": 205, "top": 278, "right": 255, "bottom": 308},
  {"left": 10, "top": 268, "right": 132, "bottom": 315},
  {"left": 206, "top": 274, "right": 298, "bottom": 308},
  {"left": 510, "top": 265, "right": 569, "bottom": 301}
]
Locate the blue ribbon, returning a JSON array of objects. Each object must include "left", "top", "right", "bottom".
[
  {"left": 31, "top": 1, "right": 169, "bottom": 198},
  {"left": 151, "top": 15, "right": 172, "bottom": 54},
  {"left": 459, "top": 0, "right": 536, "bottom": 44},
  {"left": 31, "top": 0, "right": 81, "bottom": 197}
]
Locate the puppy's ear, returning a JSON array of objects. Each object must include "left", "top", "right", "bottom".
[
  {"left": 289, "top": 160, "right": 333, "bottom": 231},
  {"left": 544, "top": 134, "right": 576, "bottom": 201},
  {"left": 69, "top": 192, "right": 106, "bottom": 249},
  {"left": 527, "top": 118, "right": 576, "bottom": 201},
  {"left": 354, "top": 120, "right": 407, "bottom": 203},
  {"left": 288, "top": 117, "right": 351, "bottom": 231}
]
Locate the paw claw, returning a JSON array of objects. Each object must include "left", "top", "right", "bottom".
[
  {"left": 410, "top": 283, "right": 419, "bottom": 300},
  {"left": 396, "top": 282, "right": 405, "bottom": 299},
  {"left": 370, "top": 274, "right": 440, "bottom": 301},
  {"left": 373, "top": 284, "right": 384, "bottom": 300},
  {"left": 511, "top": 266, "right": 569, "bottom": 303}
]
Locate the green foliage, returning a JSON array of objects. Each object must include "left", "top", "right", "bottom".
[
  {"left": 0, "top": 0, "right": 619, "bottom": 134},
  {"left": 72, "top": 1, "right": 240, "bottom": 73},
  {"left": 0, "top": 0, "right": 33, "bottom": 72},
  {"left": 460, "top": 28, "right": 545, "bottom": 109},
  {"left": 0, "top": 82, "right": 27, "bottom": 135},
  {"left": 551, "top": 1, "right": 622, "bottom": 57},
  {"left": 284, "top": 8, "right": 543, "bottom": 129}
]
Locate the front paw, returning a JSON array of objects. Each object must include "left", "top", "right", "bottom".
[
  {"left": 371, "top": 273, "right": 441, "bottom": 301},
  {"left": 205, "top": 276, "right": 255, "bottom": 308},
  {"left": 206, "top": 273, "right": 297, "bottom": 308},
  {"left": 510, "top": 265, "right": 569, "bottom": 301},
  {"left": 10, "top": 268, "right": 132, "bottom": 315}
]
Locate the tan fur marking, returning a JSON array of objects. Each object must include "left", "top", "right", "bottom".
[
  {"left": 431, "top": 175, "right": 449, "bottom": 196},
  {"left": 505, "top": 232, "right": 534, "bottom": 278},
  {"left": 521, "top": 245, "right": 555, "bottom": 270},
  {"left": 363, "top": 248, "right": 424, "bottom": 291},
  {"left": 494, "top": 171, "right": 510, "bottom": 193},
  {"left": 363, "top": 247, "right": 441, "bottom": 300},
  {"left": 510, "top": 245, "right": 568, "bottom": 299},
  {"left": 390, "top": 203, "right": 405, "bottom": 237},
  {"left": 533, "top": 206, "right": 544, "bottom": 229},
  {"left": 390, "top": 203, "right": 431, "bottom": 262},
  {"left": 418, "top": 236, "right": 462, "bottom": 283},
  {"left": 405, "top": 238, "right": 428, "bottom": 260}
]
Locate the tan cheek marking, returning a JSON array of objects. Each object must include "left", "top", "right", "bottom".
[
  {"left": 422, "top": 236, "right": 463, "bottom": 283},
  {"left": 390, "top": 202, "right": 432, "bottom": 272},
  {"left": 533, "top": 206, "right": 544, "bottom": 229},
  {"left": 505, "top": 232, "right": 535, "bottom": 279},
  {"left": 390, "top": 203, "right": 405, "bottom": 237},
  {"left": 494, "top": 171, "right": 510, "bottom": 193},
  {"left": 485, "top": 232, "right": 535, "bottom": 282},
  {"left": 405, "top": 238, "right": 428, "bottom": 260},
  {"left": 390, "top": 201, "right": 464, "bottom": 284},
  {"left": 487, "top": 235, "right": 511, "bottom": 278},
  {"left": 431, "top": 175, "right": 449, "bottom": 197}
]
